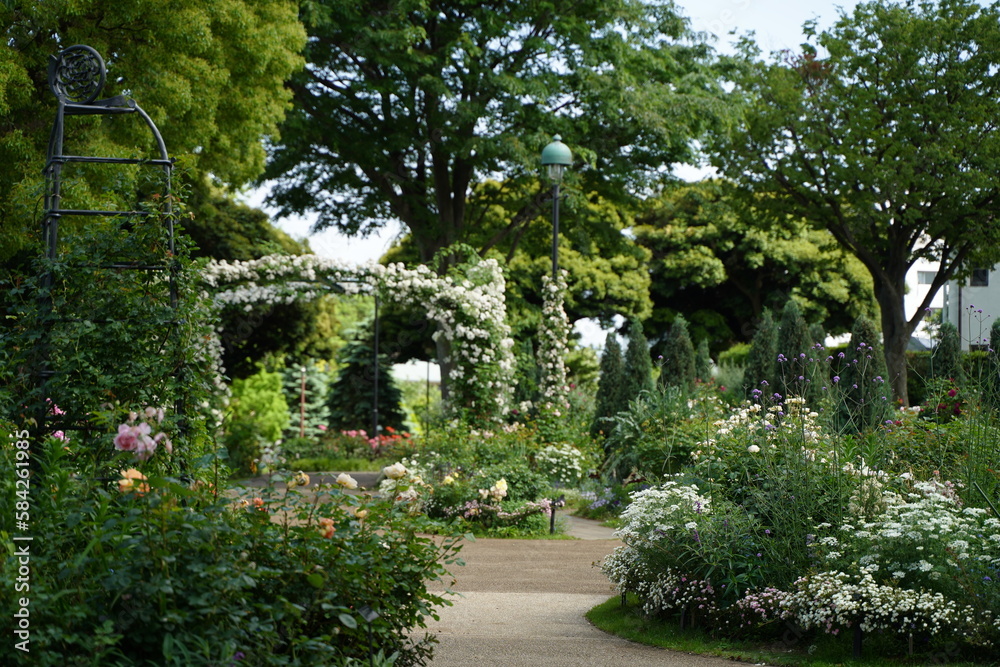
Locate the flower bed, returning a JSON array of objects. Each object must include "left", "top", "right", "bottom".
[{"left": 601, "top": 389, "right": 1000, "bottom": 660}]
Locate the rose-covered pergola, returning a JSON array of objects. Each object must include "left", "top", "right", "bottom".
[{"left": 200, "top": 251, "right": 525, "bottom": 421}]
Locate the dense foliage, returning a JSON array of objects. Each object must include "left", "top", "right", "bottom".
[
  {"left": 658, "top": 315, "right": 696, "bottom": 394},
  {"left": 591, "top": 333, "right": 626, "bottom": 438},
  {"left": 0, "top": 437, "right": 463, "bottom": 666},
  {"left": 742, "top": 308, "right": 777, "bottom": 395},
  {"left": 265, "top": 0, "right": 724, "bottom": 263},
  {"left": 0, "top": 0, "right": 304, "bottom": 265},
  {"left": 327, "top": 335, "right": 407, "bottom": 436},
  {"left": 599, "top": 355, "right": 1000, "bottom": 662},
  {"left": 714, "top": 0, "right": 1000, "bottom": 403},
  {"left": 635, "top": 181, "right": 875, "bottom": 349}
]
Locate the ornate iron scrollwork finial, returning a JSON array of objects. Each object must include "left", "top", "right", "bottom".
[{"left": 48, "top": 45, "right": 106, "bottom": 104}]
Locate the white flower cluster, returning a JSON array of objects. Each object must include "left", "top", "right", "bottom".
[
  {"left": 537, "top": 271, "right": 571, "bottom": 419},
  {"left": 841, "top": 479, "right": 1000, "bottom": 583},
  {"left": 200, "top": 253, "right": 516, "bottom": 420},
  {"left": 603, "top": 546, "right": 680, "bottom": 614},
  {"left": 693, "top": 396, "right": 833, "bottom": 469},
  {"left": 615, "top": 479, "right": 712, "bottom": 545},
  {"left": 535, "top": 443, "right": 585, "bottom": 485},
  {"left": 200, "top": 253, "right": 363, "bottom": 288},
  {"left": 379, "top": 458, "right": 435, "bottom": 510},
  {"left": 781, "top": 570, "right": 982, "bottom": 637}
]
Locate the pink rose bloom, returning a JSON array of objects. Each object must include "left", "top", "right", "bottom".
[
  {"left": 154, "top": 432, "right": 173, "bottom": 455},
  {"left": 114, "top": 423, "right": 139, "bottom": 452},
  {"left": 115, "top": 422, "right": 157, "bottom": 460}
]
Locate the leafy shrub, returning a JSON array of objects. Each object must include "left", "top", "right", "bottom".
[
  {"left": 601, "top": 386, "right": 1000, "bottom": 659},
  {"left": 0, "top": 439, "right": 463, "bottom": 666},
  {"left": 225, "top": 368, "right": 291, "bottom": 474},
  {"left": 717, "top": 342, "right": 750, "bottom": 367},
  {"left": 476, "top": 461, "right": 548, "bottom": 503},
  {"left": 603, "top": 384, "right": 725, "bottom": 482},
  {"left": 286, "top": 456, "right": 390, "bottom": 473}
]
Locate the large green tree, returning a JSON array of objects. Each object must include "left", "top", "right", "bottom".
[
  {"left": 263, "top": 0, "right": 723, "bottom": 264},
  {"left": 0, "top": 0, "right": 305, "bottom": 263},
  {"left": 383, "top": 181, "right": 653, "bottom": 335},
  {"left": 634, "top": 180, "right": 875, "bottom": 351},
  {"left": 713, "top": 0, "right": 1000, "bottom": 404}
]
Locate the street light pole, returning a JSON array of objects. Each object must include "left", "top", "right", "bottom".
[
  {"left": 540, "top": 134, "right": 572, "bottom": 279},
  {"left": 551, "top": 178, "right": 560, "bottom": 279}
]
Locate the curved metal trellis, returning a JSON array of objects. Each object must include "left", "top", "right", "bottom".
[{"left": 36, "top": 45, "right": 180, "bottom": 450}]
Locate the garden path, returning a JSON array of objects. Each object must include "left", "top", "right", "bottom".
[{"left": 421, "top": 515, "right": 740, "bottom": 666}]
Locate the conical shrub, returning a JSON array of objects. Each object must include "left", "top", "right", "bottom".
[
  {"left": 660, "top": 315, "right": 696, "bottom": 394},
  {"left": 590, "top": 333, "right": 626, "bottom": 437}
]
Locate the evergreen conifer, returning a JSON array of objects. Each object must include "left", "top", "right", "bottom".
[
  {"left": 774, "top": 300, "right": 812, "bottom": 399},
  {"left": 282, "top": 360, "right": 330, "bottom": 440},
  {"left": 695, "top": 338, "right": 712, "bottom": 382},
  {"left": 835, "top": 315, "right": 891, "bottom": 433},
  {"left": 660, "top": 315, "right": 696, "bottom": 393},
  {"left": 743, "top": 308, "right": 777, "bottom": 395},
  {"left": 622, "top": 319, "right": 655, "bottom": 403},
  {"left": 590, "top": 333, "right": 626, "bottom": 437},
  {"left": 327, "top": 329, "right": 406, "bottom": 434},
  {"left": 932, "top": 321, "right": 964, "bottom": 384}
]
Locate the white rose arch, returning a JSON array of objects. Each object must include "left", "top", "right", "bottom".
[{"left": 200, "top": 252, "right": 517, "bottom": 421}]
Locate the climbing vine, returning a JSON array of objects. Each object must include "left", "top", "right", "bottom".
[{"left": 537, "top": 270, "right": 571, "bottom": 428}]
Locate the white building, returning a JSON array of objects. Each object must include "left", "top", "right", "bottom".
[
  {"left": 905, "top": 258, "right": 947, "bottom": 351},
  {"left": 941, "top": 266, "right": 999, "bottom": 351}
]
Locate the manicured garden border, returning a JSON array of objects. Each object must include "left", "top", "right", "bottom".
[{"left": 586, "top": 595, "right": 993, "bottom": 667}]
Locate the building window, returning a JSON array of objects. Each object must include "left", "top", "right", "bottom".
[
  {"left": 917, "top": 271, "right": 936, "bottom": 285},
  {"left": 971, "top": 268, "right": 990, "bottom": 287}
]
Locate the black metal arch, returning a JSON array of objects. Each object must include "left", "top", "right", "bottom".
[{"left": 36, "top": 45, "right": 180, "bottom": 449}]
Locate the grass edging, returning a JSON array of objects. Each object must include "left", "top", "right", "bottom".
[{"left": 585, "top": 595, "right": 992, "bottom": 667}]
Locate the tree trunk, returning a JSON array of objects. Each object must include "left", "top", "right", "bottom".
[{"left": 876, "top": 281, "right": 913, "bottom": 406}]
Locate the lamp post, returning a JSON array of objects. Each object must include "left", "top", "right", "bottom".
[{"left": 540, "top": 135, "right": 572, "bottom": 278}]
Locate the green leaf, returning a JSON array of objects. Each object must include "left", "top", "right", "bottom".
[{"left": 338, "top": 612, "right": 358, "bottom": 629}]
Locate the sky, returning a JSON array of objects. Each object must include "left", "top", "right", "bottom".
[{"left": 241, "top": 1, "right": 863, "bottom": 353}]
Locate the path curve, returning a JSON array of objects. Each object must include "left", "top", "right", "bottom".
[{"left": 422, "top": 515, "right": 741, "bottom": 666}]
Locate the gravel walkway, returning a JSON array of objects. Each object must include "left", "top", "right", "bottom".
[{"left": 422, "top": 514, "right": 741, "bottom": 666}]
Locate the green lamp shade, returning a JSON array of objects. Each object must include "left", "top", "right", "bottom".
[
  {"left": 541, "top": 135, "right": 572, "bottom": 167},
  {"left": 541, "top": 135, "right": 571, "bottom": 183}
]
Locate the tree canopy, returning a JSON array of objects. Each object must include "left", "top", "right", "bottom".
[
  {"left": 0, "top": 0, "right": 305, "bottom": 263},
  {"left": 713, "top": 0, "right": 1000, "bottom": 404},
  {"left": 634, "top": 180, "right": 875, "bottom": 351},
  {"left": 264, "top": 0, "right": 724, "bottom": 263}
]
